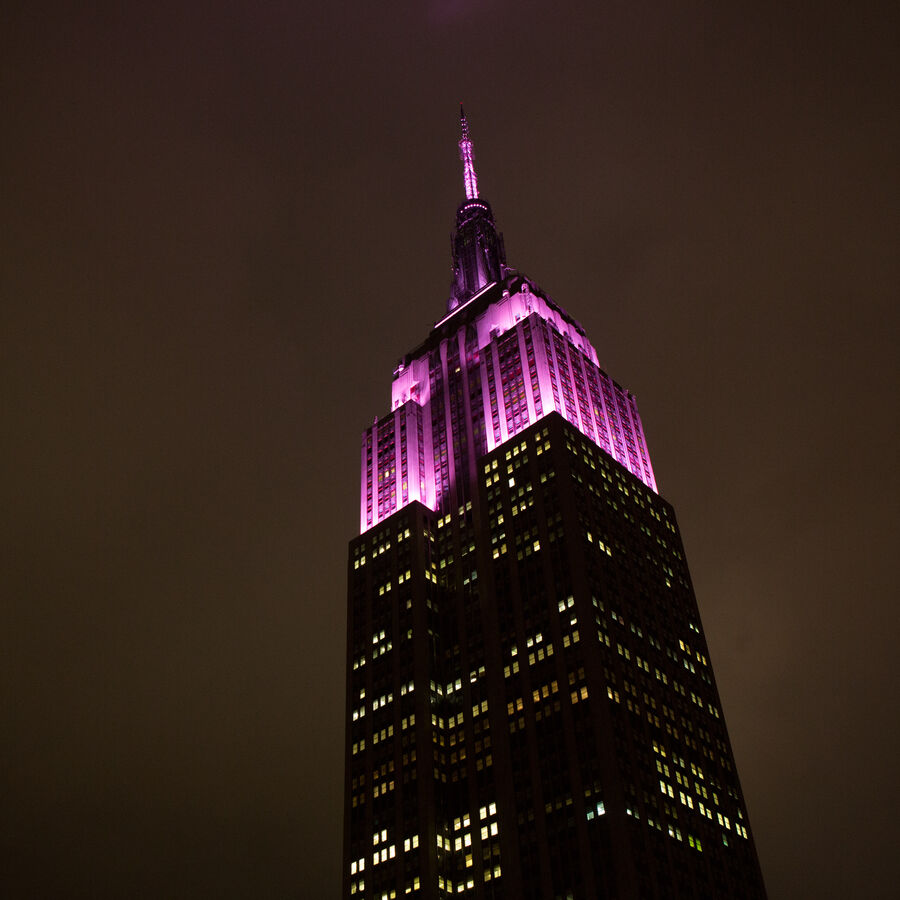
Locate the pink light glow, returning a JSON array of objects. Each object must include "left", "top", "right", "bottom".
[
  {"left": 361, "top": 281, "right": 657, "bottom": 533},
  {"left": 459, "top": 106, "right": 479, "bottom": 200},
  {"left": 358, "top": 109, "right": 657, "bottom": 533}
]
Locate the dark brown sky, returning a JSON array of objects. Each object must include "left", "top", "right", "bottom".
[{"left": 2, "top": 2, "right": 898, "bottom": 897}]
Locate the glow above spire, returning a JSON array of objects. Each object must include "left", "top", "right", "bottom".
[{"left": 458, "top": 105, "right": 479, "bottom": 200}]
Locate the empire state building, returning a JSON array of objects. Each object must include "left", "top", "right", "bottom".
[{"left": 343, "top": 109, "right": 766, "bottom": 900}]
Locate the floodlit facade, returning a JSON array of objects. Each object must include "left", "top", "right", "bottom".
[{"left": 344, "top": 109, "right": 766, "bottom": 900}]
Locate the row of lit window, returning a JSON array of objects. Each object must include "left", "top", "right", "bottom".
[
  {"left": 585, "top": 530, "right": 612, "bottom": 555},
  {"left": 511, "top": 492, "right": 536, "bottom": 517},
  {"left": 679, "top": 638, "right": 709, "bottom": 668},
  {"left": 352, "top": 527, "right": 411, "bottom": 567},
  {"left": 561, "top": 629, "right": 580, "bottom": 648},
  {"left": 372, "top": 631, "right": 392, "bottom": 659},
  {"left": 595, "top": 604, "right": 717, "bottom": 717},
  {"left": 584, "top": 798, "right": 607, "bottom": 821},
  {"left": 516, "top": 538, "right": 541, "bottom": 560}
]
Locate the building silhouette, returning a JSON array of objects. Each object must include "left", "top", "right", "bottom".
[{"left": 344, "top": 109, "right": 766, "bottom": 899}]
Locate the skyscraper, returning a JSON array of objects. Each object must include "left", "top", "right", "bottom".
[{"left": 343, "top": 109, "right": 766, "bottom": 900}]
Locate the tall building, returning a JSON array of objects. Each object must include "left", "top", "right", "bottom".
[{"left": 343, "top": 109, "right": 766, "bottom": 900}]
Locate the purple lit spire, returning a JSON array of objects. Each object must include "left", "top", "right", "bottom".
[
  {"left": 357, "top": 109, "right": 658, "bottom": 533},
  {"left": 458, "top": 105, "right": 479, "bottom": 200}
]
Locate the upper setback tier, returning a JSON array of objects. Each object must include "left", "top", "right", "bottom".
[{"left": 360, "top": 273, "right": 656, "bottom": 533}]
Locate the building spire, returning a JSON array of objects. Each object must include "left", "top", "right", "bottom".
[
  {"left": 458, "top": 104, "right": 479, "bottom": 200},
  {"left": 448, "top": 105, "right": 506, "bottom": 310}
]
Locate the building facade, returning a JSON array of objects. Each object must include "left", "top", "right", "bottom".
[{"left": 344, "top": 110, "right": 766, "bottom": 900}]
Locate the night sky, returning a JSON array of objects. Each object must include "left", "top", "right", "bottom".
[{"left": 3, "top": 2, "right": 898, "bottom": 897}]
